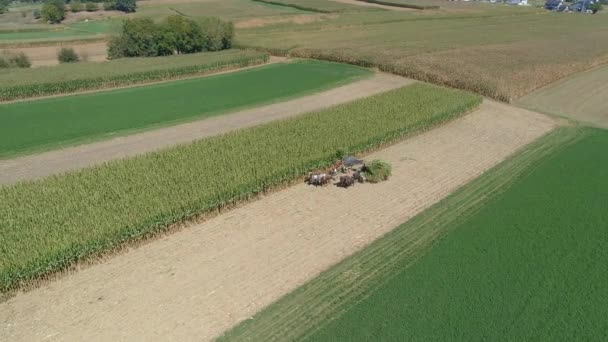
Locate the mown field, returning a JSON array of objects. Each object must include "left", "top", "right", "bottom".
[
  {"left": 221, "top": 126, "right": 608, "bottom": 341},
  {"left": 0, "top": 59, "right": 369, "bottom": 158},
  {"left": 0, "top": 49, "right": 269, "bottom": 101},
  {"left": 517, "top": 64, "right": 608, "bottom": 128},
  {"left": 237, "top": 5, "right": 608, "bottom": 101},
  {"left": 0, "top": 19, "right": 118, "bottom": 42},
  {"left": 0, "top": 83, "right": 481, "bottom": 293}
]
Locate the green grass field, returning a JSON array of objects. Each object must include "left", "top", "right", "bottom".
[
  {"left": 0, "top": 59, "right": 369, "bottom": 158},
  {"left": 0, "top": 83, "right": 481, "bottom": 293},
  {"left": 221, "top": 126, "right": 608, "bottom": 341}
]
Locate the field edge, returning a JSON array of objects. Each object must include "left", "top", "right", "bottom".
[{"left": 218, "top": 125, "right": 583, "bottom": 341}]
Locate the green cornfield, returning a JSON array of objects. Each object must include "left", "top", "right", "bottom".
[
  {"left": 0, "top": 50, "right": 269, "bottom": 101},
  {"left": 0, "top": 83, "right": 481, "bottom": 293}
]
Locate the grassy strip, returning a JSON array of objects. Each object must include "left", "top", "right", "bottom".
[
  {"left": 0, "top": 83, "right": 481, "bottom": 293},
  {"left": 357, "top": 0, "right": 439, "bottom": 10},
  {"left": 0, "top": 60, "right": 370, "bottom": 158},
  {"left": 0, "top": 50, "right": 269, "bottom": 102},
  {"left": 306, "top": 127, "right": 608, "bottom": 340},
  {"left": 219, "top": 127, "right": 583, "bottom": 341}
]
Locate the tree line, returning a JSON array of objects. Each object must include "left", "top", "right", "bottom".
[{"left": 108, "top": 16, "right": 234, "bottom": 59}]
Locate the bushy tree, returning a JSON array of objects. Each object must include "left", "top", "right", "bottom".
[
  {"left": 0, "top": 52, "right": 31, "bottom": 69},
  {"left": 200, "top": 17, "right": 234, "bottom": 51},
  {"left": 42, "top": 0, "right": 65, "bottom": 24},
  {"left": 85, "top": 1, "right": 98, "bottom": 11},
  {"left": 163, "top": 15, "right": 206, "bottom": 54},
  {"left": 590, "top": 2, "right": 603, "bottom": 12},
  {"left": 33, "top": 9, "right": 42, "bottom": 19},
  {"left": 70, "top": 0, "right": 83, "bottom": 12},
  {"left": 58, "top": 47, "right": 80, "bottom": 63},
  {"left": 108, "top": 18, "right": 158, "bottom": 58},
  {"left": 0, "top": 0, "right": 9, "bottom": 15},
  {"left": 102, "top": 0, "right": 115, "bottom": 10},
  {"left": 115, "top": 0, "right": 135, "bottom": 13},
  {"left": 108, "top": 16, "right": 234, "bottom": 59}
]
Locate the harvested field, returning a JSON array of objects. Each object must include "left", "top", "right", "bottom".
[
  {"left": 0, "top": 59, "right": 368, "bottom": 158},
  {"left": 0, "top": 72, "right": 412, "bottom": 185},
  {"left": 250, "top": 126, "right": 608, "bottom": 342},
  {"left": 516, "top": 64, "right": 608, "bottom": 128},
  {"left": 238, "top": 8, "right": 608, "bottom": 101},
  {"left": 0, "top": 49, "right": 268, "bottom": 101},
  {"left": 251, "top": 0, "right": 382, "bottom": 13},
  {"left": 331, "top": 0, "right": 414, "bottom": 11},
  {"left": 0, "top": 100, "right": 556, "bottom": 341},
  {"left": 356, "top": 0, "right": 439, "bottom": 10},
  {"left": 0, "top": 83, "right": 480, "bottom": 293}
]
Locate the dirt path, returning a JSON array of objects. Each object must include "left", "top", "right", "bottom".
[
  {"left": 330, "top": 0, "right": 415, "bottom": 11},
  {"left": 0, "top": 72, "right": 411, "bottom": 185},
  {"left": 0, "top": 101, "right": 556, "bottom": 341},
  {"left": 1, "top": 42, "right": 108, "bottom": 67}
]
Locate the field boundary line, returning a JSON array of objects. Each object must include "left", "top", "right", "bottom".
[
  {"left": 219, "top": 125, "right": 580, "bottom": 341},
  {"left": 0, "top": 54, "right": 275, "bottom": 104},
  {"left": 0, "top": 72, "right": 409, "bottom": 185}
]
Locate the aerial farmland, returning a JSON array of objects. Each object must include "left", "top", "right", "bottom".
[{"left": 0, "top": 0, "right": 607, "bottom": 341}]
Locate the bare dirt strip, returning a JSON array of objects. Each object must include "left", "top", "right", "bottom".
[
  {"left": 0, "top": 72, "right": 411, "bottom": 185},
  {"left": 330, "top": 0, "right": 415, "bottom": 11},
  {"left": 0, "top": 42, "right": 108, "bottom": 67},
  {"left": 0, "top": 101, "right": 557, "bottom": 342}
]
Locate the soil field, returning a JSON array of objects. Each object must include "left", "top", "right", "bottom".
[
  {"left": 0, "top": 100, "right": 556, "bottom": 341},
  {"left": 1, "top": 42, "right": 108, "bottom": 66},
  {"left": 0, "top": 60, "right": 370, "bottom": 158},
  {"left": 516, "top": 64, "right": 608, "bottom": 128},
  {"left": 0, "top": 72, "right": 412, "bottom": 185},
  {"left": 260, "top": 126, "right": 607, "bottom": 341}
]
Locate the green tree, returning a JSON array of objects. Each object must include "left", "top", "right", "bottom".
[
  {"left": 102, "top": 1, "right": 115, "bottom": 10},
  {"left": 70, "top": 0, "right": 83, "bottom": 12},
  {"left": 163, "top": 15, "right": 206, "bottom": 54},
  {"left": 57, "top": 47, "right": 80, "bottom": 63},
  {"left": 115, "top": 0, "right": 135, "bottom": 13},
  {"left": 0, "top": 0, "right": 10, "bottom": 14},
  {"left": 200, "top": 17, "right": 234, "bottom": 51},
  {"left": 85, "top": 2, "right": 98, "bottom": 11},
  {"left": 590, "top": 2, "right": 603, "bottom": 12},
  {"left": 107, "top": 18, "right": 158, "bottom": 58},
  {"left": 41, "top": 0, "right": 65, "bottom": 24}
]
